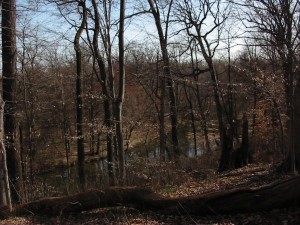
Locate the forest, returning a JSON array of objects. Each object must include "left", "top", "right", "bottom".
[{"left": 0, "top": 0, "right": 299, "bottom": 224}]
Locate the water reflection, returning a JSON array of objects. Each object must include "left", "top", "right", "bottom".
[
  {"left": 32, "top": 139, "right": 205, "bottom": 200},
  {"left": 138, "top": 140, "right": 204, "bottom": 159}
]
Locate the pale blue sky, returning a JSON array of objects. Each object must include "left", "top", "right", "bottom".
[{"left": 14, "top": 0, "right": 246, "bottom": 63}]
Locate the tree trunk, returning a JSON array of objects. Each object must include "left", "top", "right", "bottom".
[
  {"left": 60, "top": 73, "right": 71, "bottom": 181},
  {"left": 2, "top": 0, "right": 24, "bottom": 203},
  {"left": 89, "top": 72, "right": 95, "bottom": 155},
  {"left": 74, "top": 0, "right": 87, "bottom": 191},
  {"left": 189, "top": 39, "right": 211, "bottom": 152},
  {"left": 148, "top": 0, "right": 180, "bottom": 159},
  {"left": 184, "top": 84, "right": 197, "bottom": 155},
  {"left": 0, "top": 101, "right": 12, "bottom": 212},
  {"left": 195, "top": 32, "right": 226, "bottom": 169},
  {"left": 15, "top": 176, "right": 300, "bottom": 216},
  {"left": 91, "top": 0, "right": 115, "bottom": 185},
  {"left": 159, "top": 67, "right": 166, "bottom": 161},
  {"left": 219, "top": 127, "right": 232, "bottom": 171},
  {"left": 293, "top": 79, "right": 300, "bottom": 170},
  {"left": 233, "top": 114, "right": 250, "bottom": 168},
  {"left": 115, "top": 0, "right": 126, "bottom": 183},
  {"left": 195, "top": 87, "right": 211, "bottom": 152}
]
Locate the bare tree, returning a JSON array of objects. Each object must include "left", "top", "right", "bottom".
[
  {"left": 45, "top": 47, "right": 74, "bottom": 189},
  {"left": 115, "top": 0, "right": 126, "bottom": 182},
  {"left": 18, "top": 21, "right": 40, "bottom": 200},
  {"left": 176, "top": 0, "right": 232, "bottom": 170},
  {"left": 129, "top": 46, "right": 168, "bottom": 160},
  {"left": 241, "top": 0, "right": 299, "bottom": 172},
  {"left": 147, "top": 0, "right": 180, "bottom": 159},
  {"left": 89, "top": 0, "right": 116, "bottom": 185},
  {"left": 74, "top": 0, "right": 87, "bottom": 190},
  {"left": 188, "top": 39, "right": 211, "bottom": 153}
]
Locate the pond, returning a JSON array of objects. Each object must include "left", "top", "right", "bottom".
[
  {"left": 135, "top": 139, "right": 204, "bottom": 159},
  {"left": 28, "top": 132, "right": 207, "bottom": 201}
]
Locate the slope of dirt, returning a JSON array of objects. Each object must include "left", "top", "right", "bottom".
[
  {"left": 1, "top": 163, "right": 299, "bottom": 224},
  {"left": 159, "top": 163, "right": 292, "bottom": 198}
]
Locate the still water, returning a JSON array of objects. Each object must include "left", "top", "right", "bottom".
[{"left": 29, "top": 137, "right": 205, "bottom": 200}]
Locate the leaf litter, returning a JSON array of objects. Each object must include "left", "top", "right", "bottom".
[{"left": 0, "top": 163, "right": 299, "bottom": 224}]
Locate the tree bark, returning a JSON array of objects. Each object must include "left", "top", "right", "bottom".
[
  {"left": 74, "top": 0, "right": 87, "bottom": 191},
  {"left": 115, "top": 0, "right": 126, "bottom": 183},
  {"left": 14, "top": 176, "right": 300, "bottom": 216},
  {"left": 233, "top": 114, "right": 250, "bottom": 168},
  {"left": 293, "top": 79, "right": 300, "bottom": 169},
  {"left": 0, "top": 101, "right": 12, "bottom": 212},
  {"left": 159, "top": 64, "right": 166, "bottom": 161},
  {"left": 2, "top": 0, "right": 24, "bottom": 203}
]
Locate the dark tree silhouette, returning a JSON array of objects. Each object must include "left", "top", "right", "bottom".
[{"left": 2, "top": 0, "right": 24, "bottom": 203}]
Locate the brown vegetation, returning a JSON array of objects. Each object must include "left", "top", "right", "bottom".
[
  {"left": 14, "top": 175, "right": 300, "bottom": 216},
  {"left": 1, "top": 163, "right": 299, "bottom": 224}
]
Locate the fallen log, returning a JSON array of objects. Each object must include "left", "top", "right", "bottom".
[{"left": 14, "top": 176, "right": 300, "bottom": 216}]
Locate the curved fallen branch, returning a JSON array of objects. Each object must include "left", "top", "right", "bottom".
[{"left": 14, "top": 176, "right": 300, "bottom": 216}]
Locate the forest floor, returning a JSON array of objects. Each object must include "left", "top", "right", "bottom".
[{"left": 1, "top": 162, "right": 300, "bottom": 224}]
